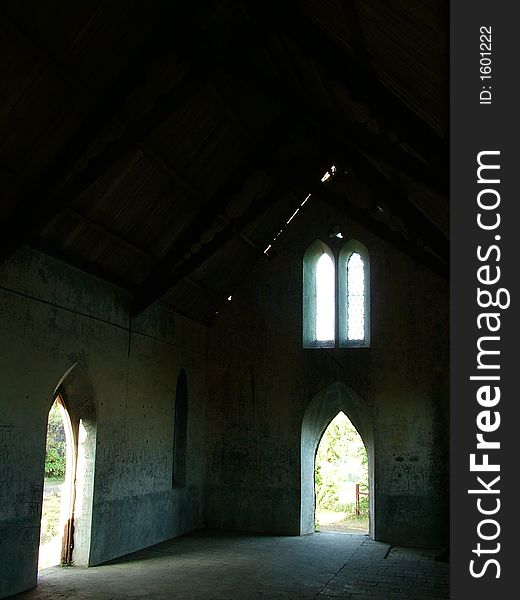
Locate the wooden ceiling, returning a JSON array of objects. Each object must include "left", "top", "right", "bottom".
[{"left": 0, "top": 0, "right": 448, "bottom": 324}]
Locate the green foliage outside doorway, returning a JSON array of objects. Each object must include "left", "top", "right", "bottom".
[
  {"left": 315, "top": 412, "right": 369, "bottom": 532},
  {"left": 44, "top": 401, "right": 66, "bottom": 479}
]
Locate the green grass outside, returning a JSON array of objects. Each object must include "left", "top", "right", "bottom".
[{"left": 40, "top": 477, "right": 64, "bottom": 545}]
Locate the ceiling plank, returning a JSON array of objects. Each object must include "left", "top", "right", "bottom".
[
  {"left": 130, "top": 116, "right": 295, "bottom": 314},
  {"left": 131, "top": 192, "right": 274, "bottom": 317},
  {"left": 313, "top": 184, "right": 448, "bottom": 279},
  {"left": 311, "top": 137, "right": 449, "bottom": 263},
  {"left": 215, "top": 33, "right": 448, "bottom": 196},
  {"left": 62, "top": 208, "right": 156, "bottom": 262},
  {"left": 215, "top": 214, "right": 265, "bottom": 255},
  {"left": 215, "top": 63, "right": 448, "bottom": 261},
  {"left": 30, "top": 240, "right": 135, "bottom": 293},
  {"left": 0, "top": 74, "right": 204, "bottom": 267},
  {"left": 339, "top": 0, "right": 373, "bottom": 70},
  {"left": 185, "top": 276, "right": 228, "bottom": 303},
  {"left": 0, "top": 0, "right": 266, "bottom": 267},
  {"left": 133, "top": 149, "right": 447, "bottom": 317},
  {"left": 0, "top": 2, "right": 203, "bottom": 265},
  {"left": 246, "top": 1, "right": 448, "bottom": 168},
  {"left": 131, "top": 150, "right": 335, "bottom": 316}
]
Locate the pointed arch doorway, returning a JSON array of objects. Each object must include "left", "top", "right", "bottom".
[
  {"left": 300, "top": 382, "right": 375, "bottom": 537},
  {"left": 38, "top": 365, "right": 97, "bottom": 570},
  {"left": 39, "top": 393, "right": 75, "bottom": 568},
  {"left": 314, "top": 411, "right": 369, "bottom": 533}
]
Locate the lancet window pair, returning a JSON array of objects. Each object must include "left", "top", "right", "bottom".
[{"left": 303, "top": 239, "right": 370, "bottom": 348}]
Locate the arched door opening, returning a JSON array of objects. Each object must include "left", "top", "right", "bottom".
[
  {"left": 39, "top": 394, "right": 75, "bottom": 569},
  {"left": 37, "top": 365, "right": 97, "bottom": 573},
  {"left": 314, "top": 411, "right": 369, "bottom": 533},
  {"left": 301, "top": 382, "right": 375, "bottom": 538}
]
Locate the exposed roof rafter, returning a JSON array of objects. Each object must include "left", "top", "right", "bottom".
[
  {"left": 212, "top": 64, "right": 448, "bottom": 263},
  {"left": 0, "top": 3, "right": 199, "bottom": 265},
  {"left": 246, "top": 1, "right": 448, "bottom": 167},
  {"left": 310, "top": 182, "right": 448, "bottom": 280},
  {"left": 131, "top": 113, "right": 303, "bottom": 315},
  {"left": 211, "top": 37, "right": 448, "bottom": 196}
]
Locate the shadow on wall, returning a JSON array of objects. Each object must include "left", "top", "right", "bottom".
[{"left": 300, "top": 382, "right": 375, "bottom": 538}]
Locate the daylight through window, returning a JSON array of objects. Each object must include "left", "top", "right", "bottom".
[
  {"left": 316, "top": 253, "right": 335, "bottom": 342},
  {"left": 347, "top": 253, "right": 365, "bottom": 341},
  {"left": 304, "top": 239, "right": 370, "bottom": 348}
]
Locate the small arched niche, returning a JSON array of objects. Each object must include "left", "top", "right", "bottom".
[
  {"left": 300, "top": 382, "right": 375, "bottom": 537},
  {"left": 172, "top": 369, "right": 188, "bottom": 488}
]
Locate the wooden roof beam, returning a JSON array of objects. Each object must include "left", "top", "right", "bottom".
[
  {"left": 0, "top": 3, "right": 204, "bottom": 265},
  {"left": 339, "top": 0, "right": 373, "bottom": 70},
  {"left": 310, "top": 137, "right": 449, "bottom": 263},
  {"left": 134, "top": 151, "right": 447, "bottom": 318},
  {"left": 246, "top": 1, "right": 448, "bottom": 169},
  {"left": 130, "top": 112, "right": 297, "bottom": 314},
  {"left": 131, "top": 152, "right": 336, "bottom": 316},
  {"left": 213, "top": 39, "right": 448, "bottom": 196},
  {"left": 314, "top": 184, "right": 448, "bottom": 280},
  {"left": 216, "top": 64, "right": 448, "bottom": 261},
  {"left": 0, "top": 72, "right": 204, "bottom": 267}
]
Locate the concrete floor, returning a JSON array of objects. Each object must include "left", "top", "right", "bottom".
[{"left": 13, "top": 531, "right": 449, "bottom": 600}]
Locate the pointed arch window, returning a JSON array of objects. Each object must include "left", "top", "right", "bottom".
[
  {"left": 303, "top": 240, "right": 335, "bottom": 347},
  {"left": 339, "top": 240, "right": 370, "bottom": 347},
  {"left": 303, "top": 238, "right": 370, "bottom": 348}
]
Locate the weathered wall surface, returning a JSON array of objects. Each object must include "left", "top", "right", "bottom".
[
  {"left": 0, "top": 248, "right": 207, "bottom": 599},
  {"left": 0, "top": 197, "right": 449, "bottom": 598},
  {"left": 205, "top": 198, "right": 449, "bottom": 547}
]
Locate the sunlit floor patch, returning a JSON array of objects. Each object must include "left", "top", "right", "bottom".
[{"left": 14, "top": 531, "right": 449, "bottom": 600}]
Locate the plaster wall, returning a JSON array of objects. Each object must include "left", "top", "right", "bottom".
[
  {"left": 205, "top": 198, "right": 449, "bottom": 547},
  {"left": 0, "top": 247, "right": 207, "bottom": 599}
]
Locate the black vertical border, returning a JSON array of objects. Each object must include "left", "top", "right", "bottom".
[{"left": 451, "top": 2, "right": 519, "bottom": 597}]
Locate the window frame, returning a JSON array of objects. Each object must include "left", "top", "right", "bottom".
[
  {"left": 302, "top": 240, "right": 336, "bottom": 348},
  {"left": 338, "top": 240, "right": 371, "bottom": 348}
]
